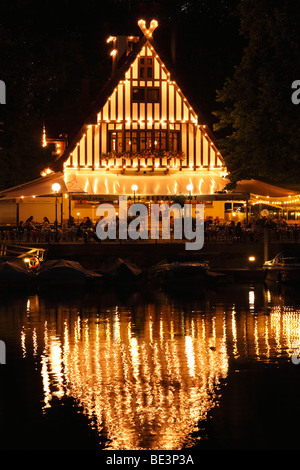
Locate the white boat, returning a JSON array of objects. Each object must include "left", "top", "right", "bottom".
[{"left": 263, "top": 252, "right": 300, "bottom": 283}]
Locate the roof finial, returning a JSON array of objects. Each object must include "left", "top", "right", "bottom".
[
  {"left": 138, "top": 19, "right": 158, "bottom": 38},
  {"left": 42, "top": 123, "right": 47, "bottom": 147}
]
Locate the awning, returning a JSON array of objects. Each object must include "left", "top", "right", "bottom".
[
  {"left": 0, "top": 173, "right": 68, "bottom": 200},
  {"left": 234, "top": 179, "right": 297, "bottom": 198},
  {"left": 64, "top": 169, "right": 228, "bottom": 196},
  {"left": 1, "top": 171, "right": 295, "bottom": 201}
]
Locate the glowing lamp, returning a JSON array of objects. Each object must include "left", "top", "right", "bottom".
[
  {"left": 52, "top": 183, "right": 61, "bottom": 193},
  {"left": 131, "top": 184, "right": 138, "bottom": 203},
  {"left": 52, "top": 183, "right": 61, "bottom": 231},
  {"left": 106, "top": 36, "right": 116, "bottom": 44}
]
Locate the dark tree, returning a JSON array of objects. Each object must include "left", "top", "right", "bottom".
[{"left": 213, "top": 0, "right": 300, "bottom": 188}]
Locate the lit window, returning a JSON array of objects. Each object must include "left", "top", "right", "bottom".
[{"left": 109, "top": 130, "right": 180, "bottom": 153}]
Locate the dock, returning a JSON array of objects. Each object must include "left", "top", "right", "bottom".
[{"left": 3, "top": 239, "right": 294, "bottom": 275}]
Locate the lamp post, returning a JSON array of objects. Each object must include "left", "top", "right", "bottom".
[
  {"left": 186, "top": 184, "right": 193, "bottom": 222},
  {"left": 52, "top": 183, "right": 61, "bottom": 231},
  {"left": 131, "top": 184, "right": 138, "bottom": 204},
  {"left": 186, "top": 184, "right": 193, "bottom": 203}
]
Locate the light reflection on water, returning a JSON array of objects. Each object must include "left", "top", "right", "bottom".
[{"left": 1, "top": 283, "right": 300, "bottom": 450}]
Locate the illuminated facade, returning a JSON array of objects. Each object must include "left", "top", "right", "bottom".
[
  {"left": 49, "top": 21, "right": 224, "bottom": 183},
  {"left": 0, "top": 20, "right": 231, "bottom": 224},
  {"left": 0, "top": 20, "right": 298, "bottom": 224}
]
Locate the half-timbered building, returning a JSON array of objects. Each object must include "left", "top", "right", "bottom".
[{"left": 0, "top": 20, "right": 298, "bottom": 225}]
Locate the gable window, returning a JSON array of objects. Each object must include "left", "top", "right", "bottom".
[
  {"left": 139, "top": 57, "right": 153, "bottom": 80},
  {"left": 132, "top": 87, "right": 160, "bottom": 103},
  {"left": 139, "top": 57, "right": 145, "bottom": 79},
  {"left": 147, "top": 58, "right": 153, "bottom": 78}
]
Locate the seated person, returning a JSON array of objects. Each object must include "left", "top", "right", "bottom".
[
  {"left": 42, "top": 216, "right": 50, "bottom": 228},
  {"left": 25, "top": 216, "right": 36, "bottom": 231}
]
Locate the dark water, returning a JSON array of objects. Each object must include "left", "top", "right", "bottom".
[{"left": 1, "top": 281, "right": 300, "bottom": 452}]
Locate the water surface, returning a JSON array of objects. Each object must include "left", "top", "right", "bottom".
[{"left": 1, "top": 282, "right": 300, "bottom": 450}]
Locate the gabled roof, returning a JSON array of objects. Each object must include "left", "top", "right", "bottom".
[
  {"left": 45, "top": 23, "right": 219, "bottom": 174},
  {"left": 48, "top": 35, "right": 147, "bottom": 173}
]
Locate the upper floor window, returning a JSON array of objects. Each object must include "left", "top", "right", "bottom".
[
  {"left": 108, "top": 130, "right": 180, "bottom": 153},
  {"left": 132, "top": 88, "right": 145, "bottom": 102},
  {"left": 147, "top": 88, "right": 159, "bottom": 102},
  {"left": 132, "top": 87, "right": 160, "bottom": 103}
]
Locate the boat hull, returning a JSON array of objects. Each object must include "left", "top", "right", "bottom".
[{"left": 149, "top": 262, "right": 209, "bottom": 287}]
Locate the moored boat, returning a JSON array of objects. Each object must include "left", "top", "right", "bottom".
[
  {"left": 263, "top": 252, "right": 300, "bottom": 283},
  {"left": 148, "top": 258, "right": 210, "bottom": 287},
  {"left": 0, "top": 258, "right": 35, "bottom": 288},
  {"left": 96, "top": 258, "right": 143, "bottom": 285},
  {"left": 36, "top": 259, "right": 103, "bottom": 288}
]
